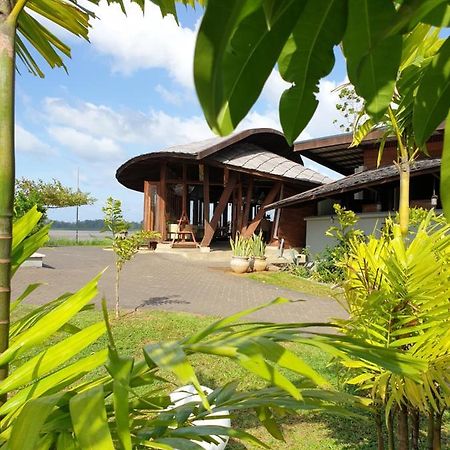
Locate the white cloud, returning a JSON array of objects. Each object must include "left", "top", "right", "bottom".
[
  {"left": 303, "top": 78, "right": 347, "bottom": 139},
  {"left": 89, "top": 1, "right": 196, "bottom": 88},
  {"left": 48, "top": 126, "right": 124, "bottom": 161},
  {"left": 15, "top": 125, "right": 56, "bottom": 156}
]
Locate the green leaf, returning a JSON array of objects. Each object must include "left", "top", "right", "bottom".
[
  {"left": 9, "top": 394, "right": 61, "bottom": 450},
  {"left": 0, "top": 274, "right": 101, "bottom": 366},
  {"left": 107, "top": 352, "right": 134, "bottom": 450},
  {"left": 343, "top": 0, "right": 402, "bottom": 120},
  {"left": 194, "top": 0, "right": 307, "bottom": 135},
  {"left": 441, "top": 111, "right": 450, "bottom": 220},
  {"left": 413, "top": 37, "right": 450, "bottom": 145},
  {"left": 70, "top": 386, "right": 115, "bottom": 450},
  {"left": 185, "top": 297, "right": 289, "bottom": 344},
  {"left": 0, "top": 322, "right": 105, "bottom": 395},
  {"left": 0, "top": 350, "right": 108, "bottom": 416},
  {"left": 278, "top": 0, "right": 347, "bottom": 144},
  {"left": 10, "top": 283, "right": 42, "bottom": 312},
  {"left": 422, "top": 3, "right": 450, "bottom": 27},
  {"left": 144, "top": 341, "right": 210, "bottom": 409}
]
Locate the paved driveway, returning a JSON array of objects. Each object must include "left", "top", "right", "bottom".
[{"left": 12, "top": 247, "right": 345, "bottom": 325}]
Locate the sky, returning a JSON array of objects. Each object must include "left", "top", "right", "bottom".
[{"left": 16, "top": 0, "right": 348, "bottom": 223}]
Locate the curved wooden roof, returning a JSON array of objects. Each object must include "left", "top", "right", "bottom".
[{"left": 117, "top": 128, "right": 330, "bottom": 192}]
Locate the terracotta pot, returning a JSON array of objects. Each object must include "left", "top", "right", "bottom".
[
  {"left": 230, "top": 256, "right": 250, "bottom": 274},
  {"left": 253, "top": 256, "right": 267, "bottom": 272}
]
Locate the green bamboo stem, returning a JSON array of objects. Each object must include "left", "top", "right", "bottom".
[
  {"left": 388, "top": 107, "right": 410, "bottom": 238},
  {"left": 0, "top": 11, "right": 15, "bottom": 394}
]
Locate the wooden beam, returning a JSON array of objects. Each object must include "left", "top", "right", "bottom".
[
  {"left": 242, "top": 182, "right": 282, "bottom": 238},
  {"left": 241, "top": 177, "right": 253, "bottom": 231},
  {"left": 201, "top": 173, "right": 237, "bottom": 247},
  {"left": 159, "top": 164, "right": 167, "bottom": 240}
]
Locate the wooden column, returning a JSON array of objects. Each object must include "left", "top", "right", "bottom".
[
  {"left": 143, "top": 181, "right": 151, "bottom": 231},
  {"left": 203, "top": 165, "right": 210, "bottom": 224},
  {"left": 158, "top": 163, "right": 167, "bottom": 240},
  {"left": 201, "top": 172, "right": 237, "bottom": 247},
  {"left": 241, "top": 177, "right": 253, "bottom": 232},
  {"left": 242, "top": 182, "right": 282, "bottom": 238},
  {"left": 236, "top": 180, "right": 243, "bottom": 234},
  {"left": 182, "top": 163, "right": 188, "bottom": 216}
]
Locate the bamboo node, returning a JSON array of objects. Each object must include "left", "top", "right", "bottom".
[
  {"left": 0, "top": 287, "right": 10, "bottom": 293},
  {"left": 0, "top": 259, "right": 11, "bottom": 264}
]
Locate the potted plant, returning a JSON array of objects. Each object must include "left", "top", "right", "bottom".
[
  {"left": 229, "top": 232, "right": 251, "bottom": 274},
  {"left": 251, "top": 231, "right": 267, "bottom": 272}
]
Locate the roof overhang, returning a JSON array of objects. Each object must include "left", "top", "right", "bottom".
[
  {"left": 294, "top": 125, "right": 445, "bottom": 175},
  {"left": 265, "top": 159, "right": 441, "bottom": 210},
  {"left": 116, "top": 128, "right": 305, "bottom": 192}
]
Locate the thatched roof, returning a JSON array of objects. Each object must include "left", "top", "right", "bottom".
[{"left": 266, "top": 158, "right": 441, "bottom": 210}]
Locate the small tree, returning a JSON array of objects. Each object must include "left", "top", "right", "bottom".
[
  {"left": 14, "top": 178, "right": 95, "bottom": 231},
  {"left": 102, "top": 197, "right": 129, "bottom": 239},
  {"left": 103, "top": 197, "right": 159, "bottom": 318}
]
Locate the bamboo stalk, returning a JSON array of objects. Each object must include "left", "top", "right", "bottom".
[
  {"left": 0, "top": 14, "right": 15, "bottom": 400},
  {"left": 428, "top": 411, "right": 435, "bottom": 450}
]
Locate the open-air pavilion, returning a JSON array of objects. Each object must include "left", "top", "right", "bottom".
[{"left": 116, "top": 129, "right": 331, "bottom": 248}]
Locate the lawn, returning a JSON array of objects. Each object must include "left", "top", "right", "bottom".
[
  {"left": 16, "top": 306, "right": 446, "bottom": 450},
  {"left": 247, "top": 271, "right": 336, "bottom": 299}
]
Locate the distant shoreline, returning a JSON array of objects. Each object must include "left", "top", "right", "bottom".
[{"left": 49, "top": 230, "right": 112, "bottom": 241}]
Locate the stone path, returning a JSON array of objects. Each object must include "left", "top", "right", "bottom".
[{"left": 12, "top": 247, "right": 346, "bottom": 325}]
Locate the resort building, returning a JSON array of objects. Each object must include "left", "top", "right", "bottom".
[{"left": 116, "top": 129, "right": 330, "bottom": 249}]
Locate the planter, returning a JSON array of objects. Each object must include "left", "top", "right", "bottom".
[
  {"left": 253, "top": 256, "right": 267, "bottom": 272},
  {"left": 170, "top": 385, "right": 230, "bottom": 450},
  {"left": 230, "top": 256, "right": 250, "bottom": 274}
]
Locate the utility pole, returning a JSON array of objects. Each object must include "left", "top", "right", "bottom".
[{"left": 75, "top": 168, "right": 80, "bottom": 244}]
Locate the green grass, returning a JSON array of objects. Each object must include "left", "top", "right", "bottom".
[
  {"left": 247, "top": 271, "right": 336, "bottom": 298},
  {"left": 46, "top": 238, "right": 112, "bottom": 247},
  {"left": 12, "top": 307, "right": 449, "bottom": 449}
]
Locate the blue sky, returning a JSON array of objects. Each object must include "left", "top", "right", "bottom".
[{"left": 16, "top": 1, "right": 348, "bottom": 223}]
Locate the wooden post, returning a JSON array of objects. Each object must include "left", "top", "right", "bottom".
[
  {"left": 203, "top": 165, "right": 210, "bottom": 223},
  {"left": 201, "top": 173, "right": 237, "bottom": 247},
  {"left": 242, "top": 182, "right": 282, "bottom": 238},
  {"left": 143, "top": 181, "right": 151, "bottom": 231},
  {"left": 182, "top": 163, "right": 188, "bottom": 216},
  {"left": 241, "top": 177, "right": 253, "bottom": 232},
  {"left": 236, "top": 180, "right": 243, "bottom": 234},
  {"left": 159, "top": 163, "right": 167, "bottom": 240}
]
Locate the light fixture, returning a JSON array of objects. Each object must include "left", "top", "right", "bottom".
[
  {"left": 431, "top": 193, "right": 438, "bottom": 207},
  {"left": 431, "top": 180, "right": 438, "bottom": 208}
]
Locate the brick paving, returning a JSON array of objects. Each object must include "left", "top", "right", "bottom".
[{"left": 12, "top": 247, "right": 346, "bottom": 326}]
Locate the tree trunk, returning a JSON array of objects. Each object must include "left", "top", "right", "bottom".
[
  {"left": 115, "top": 267, "right": 120, "bottom": 319},
  {"left": 0, "top": 12, "right": 15, "bottom": 401},
  {"left": 375, "top": 409, "right": 385, "bottom": 450},
  {"left": 433, "top": 409, "right": 443, "bottom": 450},
  {"left": 398, "top": 405, "right": 409, "bottom": 450},
  {"left": 428, "top": 412, "right": 435, "bottom": 450},
  {"left": 410, "top": 408, "right": 420, "bottom": 450},
  {"left": 387, "top": 410, "right": 396, "bottom": 450}
]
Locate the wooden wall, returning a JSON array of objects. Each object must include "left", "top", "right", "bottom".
[
  {"left": 276, "top": 203, "right": 316, "bottom": 248},
  {"left": 364, "top": 140, "right": 442, "bottom": 170}
]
